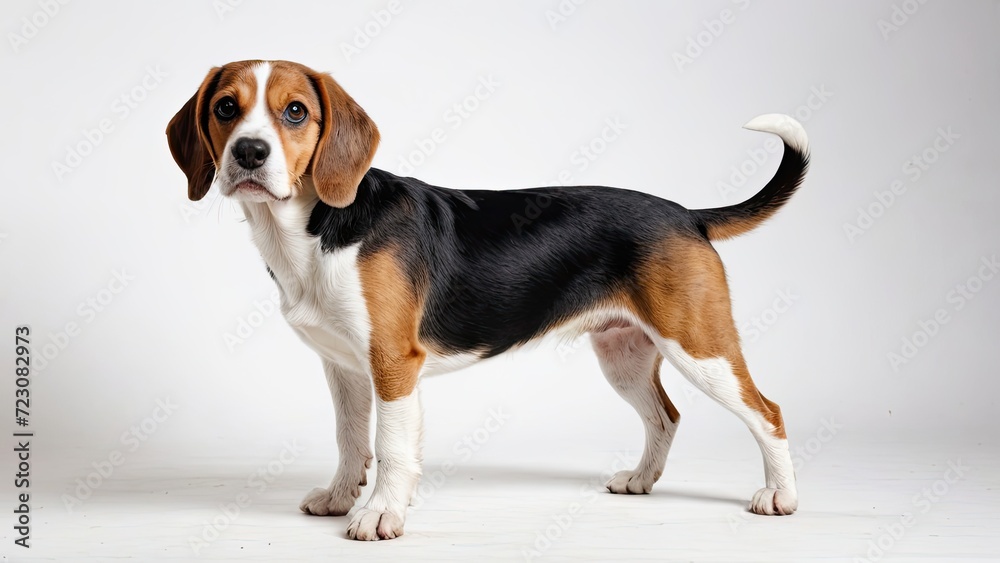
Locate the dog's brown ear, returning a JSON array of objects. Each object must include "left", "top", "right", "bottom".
[
  {"left": 308, "top": 73, "right": 380, "bottom": 208},
  {"left": 166, "top": 68, "right": 222, "bottom": 201}
]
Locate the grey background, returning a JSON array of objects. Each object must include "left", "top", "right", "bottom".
[{"left": 0, "top": 0, "right": 997, "bottom": 556}]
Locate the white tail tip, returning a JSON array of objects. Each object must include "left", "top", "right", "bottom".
[{"left": 743, "top": 113, "right": 809, "bottom": 154}]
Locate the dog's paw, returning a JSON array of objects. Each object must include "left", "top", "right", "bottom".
[
  {"left": 300, "top": 460, "right": 370, "bottom": 516},
  {"left": 605, "top": 469, "right": 655, "bottom": 494},
  {"left": 299, "top": 481, "right": 361, "bottom": 516},
  {"left": 346, "top": 507, "right": 404, "bottom": 541},
  {"left": 749, "top": 487, "right": 798, "bottom": 515}
]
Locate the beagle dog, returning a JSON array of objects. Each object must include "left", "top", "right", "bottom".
[{"left": 166, "top": 60, "right": 809, "bottom": 541}]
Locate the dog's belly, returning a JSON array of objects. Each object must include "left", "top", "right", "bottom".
[{"left": 421, "top": 350, "right": 483, "bottom": 377}]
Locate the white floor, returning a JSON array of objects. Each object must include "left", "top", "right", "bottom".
[{"left": 5, "top": 436, "right": 999, "bottom": 562}]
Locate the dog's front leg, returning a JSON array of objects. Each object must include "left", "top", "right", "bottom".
[
  {"left": 345, "top": 352, "right": 424, "bottom": 540},
  {"left": 300, "top": 360, "right": 373, "bottom": 516},
  {"left": 347, "top": 251, "right": 426, "bottom": 540}
]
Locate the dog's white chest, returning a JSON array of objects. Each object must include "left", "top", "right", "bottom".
[
  {"left": 243, "top": 199, "right": 371, "bottom": 373},
  {"left": 283, "top": 245, "right": 371, "bottom": 373}
]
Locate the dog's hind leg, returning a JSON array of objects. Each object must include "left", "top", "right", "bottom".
[
  {"left": 660, "top": 338, "right": 797, "bottom": 514},
  {"left": 592, "top": 324, "right": 680, "bottom": 494},
  {"left": 636, "top": 238, "right": 798, "bottom": 515}
]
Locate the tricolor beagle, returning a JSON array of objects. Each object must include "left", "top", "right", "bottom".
[{"left": 166, "top": 60, "right": 809, "bottom": 541}]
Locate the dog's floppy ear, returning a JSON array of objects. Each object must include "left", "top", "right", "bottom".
[
  {"left": 166, "top": 68, "right": 222, "bottom": 201},
  {"left": 308, "top": 72, "right": 380, "bottom": 208}
]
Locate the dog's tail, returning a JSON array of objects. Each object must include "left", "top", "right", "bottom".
[{"left": 692, "top": 114, "right": 810, "bottom": 241}]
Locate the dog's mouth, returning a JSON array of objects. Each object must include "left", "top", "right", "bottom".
[
  {"left": 229, "top": 180, "right": 290, "bottom": 202},
  {"left": 234, "top": 180, "right": 271, "bottom": 196}
]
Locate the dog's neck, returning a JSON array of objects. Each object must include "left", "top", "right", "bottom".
[
  {"left": 240, "top": 177, "right": 322, "bottom": 303},
  {"left": 238, "top": 170, "right": 393, "bottom": 301}
]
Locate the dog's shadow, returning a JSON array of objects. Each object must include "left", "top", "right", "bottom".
[
  {"left": 75, "top": 461, "right": 746, "bottom": 513},
  {"left": 413, "top": 463, "right": 748, "bottom": 508}
]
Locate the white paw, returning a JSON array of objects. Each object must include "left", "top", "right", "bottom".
[
  {"left": 605, "top": 469, "right": 655, "bottom": 494},
  {"left": 346, "top": 507, "right": 405, "bottom": 541},
  {"left": 749, "top": 487, "right": 798, "bottom": 515},
  {"left": 300, "top": 457, "right": 371, "bottom": 516},
  {"left": 298, "top": 485, "right": 357, "bottom": 516}
]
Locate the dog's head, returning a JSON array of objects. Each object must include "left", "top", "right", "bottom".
[{"left": 166, "top": 60, "right": 379, "bottom": 207}]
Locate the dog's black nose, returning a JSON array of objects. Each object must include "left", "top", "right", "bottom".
[{"left": 232, "top": 137, "right": 270, "bottom": 169}]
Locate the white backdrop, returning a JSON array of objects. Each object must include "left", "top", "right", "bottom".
[{"left": 1, "top": 0, "right": 998, "bottom": 560}]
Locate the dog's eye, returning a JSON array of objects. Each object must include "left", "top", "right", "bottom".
[
  {"left": 214, "top": 97, "right": 238, "bottom": 121},
  {"left": 283, "top": 102, "right": 307, "bottom": 124}
]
